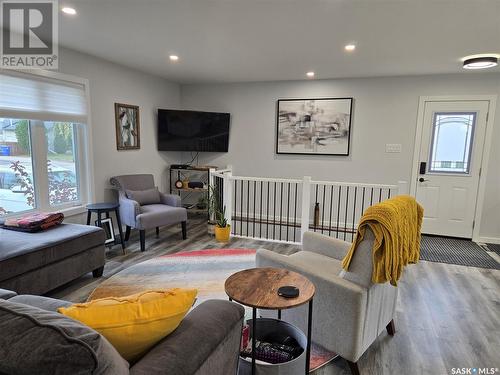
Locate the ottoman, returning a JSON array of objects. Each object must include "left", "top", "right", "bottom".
[{"left": 0, "top": 224, "right": 106, "bottom": 295}]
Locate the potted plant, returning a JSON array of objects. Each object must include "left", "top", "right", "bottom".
[
  {"left": 207, "top": 185, "right": 219, "bottom": 236},
  {"left": 214, "top": 206, "right": 231, "bottom": 242}
]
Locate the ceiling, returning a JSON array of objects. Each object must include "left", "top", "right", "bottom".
[{"left": 59, "top": 0, "right": 500, "bottom": 84}]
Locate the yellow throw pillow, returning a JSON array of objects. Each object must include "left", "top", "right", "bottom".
[{"left": 58, "top": 288, "right": 197, "bottom": 362}]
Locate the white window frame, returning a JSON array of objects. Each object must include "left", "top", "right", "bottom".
[{"left": 0, "top": 69, "right": 94, "bottom": 217}]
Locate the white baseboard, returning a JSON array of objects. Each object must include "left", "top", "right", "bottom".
[{"left": 477, "top": 236, "right": 500, "bottom": 245}]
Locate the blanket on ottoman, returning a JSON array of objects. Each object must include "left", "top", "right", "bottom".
[{"left": 1, "top": 212, "right": 64, "bottom": 232}]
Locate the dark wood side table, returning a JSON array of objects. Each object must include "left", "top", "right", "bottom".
[
  {"left": 86, "top": 203, "right": 125, "bottom": 253},
  {"left": 225, "top": 267, "right": 315, "bottom": 375}
]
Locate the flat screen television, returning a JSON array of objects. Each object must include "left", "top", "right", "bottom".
[{"left": 157, "top": 109, "right": 230, "bottom": 152}]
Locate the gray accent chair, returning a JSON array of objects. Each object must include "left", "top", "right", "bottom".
[
  {"left": 0, "top": 288, "right": 245, "bottom": 375},
  {"left": 110, "top": 174, "right": 187, "bottom": 252},
  {"left": 256, "top": 230, "right": 398, "bottom": 375}
]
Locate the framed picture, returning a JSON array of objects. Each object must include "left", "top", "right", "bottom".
[
  {"left": 276, "top": 97, "right": 353, "bottom": 155},
  {"left": 114, "top": 103, "right": 140, "bottom": 150},
  {"left": 95, "top": 218, "right": 116, "bottom": 245}
]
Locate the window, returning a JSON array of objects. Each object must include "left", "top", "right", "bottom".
[
  {"left": 0, "top": 119, "right": 35, "bottom": 215},
  {"left": 44, "top": 122, "right": 80, "bottom": 206},
  {"left": 428, "top": 112, "right": 476, "bottom": 174},
  {"left": 0, "top": 71, "right": 89, "bottom": 217}
]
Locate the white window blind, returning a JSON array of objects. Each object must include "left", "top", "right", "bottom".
[{"left": 0, "top": 71, "right": 87, "bottom": 123}]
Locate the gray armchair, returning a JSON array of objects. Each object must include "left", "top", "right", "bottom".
[
  {"left": 110, "top": 174, "right": 187, "bottom": 252},
  {"left": 256, "top": 230, "right": 398, "bottom": 375}
]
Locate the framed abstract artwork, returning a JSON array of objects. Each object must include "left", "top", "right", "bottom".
[
  {"left": 276, "top": 97, "right": 353, "bottom": 155},
  {"left": 114, "top": 103, "right": 140, "bottom": 150}
]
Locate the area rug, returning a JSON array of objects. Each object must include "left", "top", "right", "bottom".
[
  {"left": 90, "top": 248, "right": 338, "bottom": 372},
  {"left": 420, "top": 235, "right": 500, "bottom": 269}
]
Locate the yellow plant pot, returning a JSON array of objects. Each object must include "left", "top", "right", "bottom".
[{"left": 215, "top": 225, "right": 231, "bottom": 242}]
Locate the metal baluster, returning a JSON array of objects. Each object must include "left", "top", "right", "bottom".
[
  {"left": 370, "top": 187, "right": 374, "bottom": 206},
  {"left": 259, "top": 181, "right": 263, "bottom": 239},
  {"left": 246, "top": 180, "right": 250, "bottom": 236},
  {"left": 344, "top": 186, "right": 349, "bottom": 241},
  {"left": 293, "top": 183, "right": 298, "bottom": 242},
  {"left": 361, "top": 187, "right": 366, "bottom": 219},
  {"left": 336, "top": 186, "right": 342, "bottom": 238},
  {"left": 273, "top": 182, "right": 277, "bottom": 240},
  {"left": 266, "top": 181, "right": 270, "bottom": 239},
  {"left": 379, "top": 187, "right": 382, "bottom": 203},
  {"left": 314, "top": 184, "right": 319, "bottom": 232},
  {"left": 253, "top": 181, "right": 256, "bottom": 237},
  {"left": 387, "top": 188, "right": 391, "bottom": 199},
  {"left": 321, "top": 185, "right": 326, "bottom": 234},
  {"left": 352, "top": 187, "right": 357, "bottom": 242},
  {"left": 279, "top": 182, "right": 283, "bottom": 241},
  {"left": 286, "top": 182, "right": 290, "bottom": 242},
  {"left": 240, "top": 180, "right": 243, "bottom": 236}
]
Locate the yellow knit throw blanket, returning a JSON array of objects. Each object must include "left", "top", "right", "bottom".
[{"left": 341, "top": 195, "right": 423, "bottom": 286}]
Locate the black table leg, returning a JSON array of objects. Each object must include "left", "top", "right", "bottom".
[
  {"left": 114, "top": 208, "right": 125, "bottom": 253},
  {"left": 97, "top": 211, "right": 102, "bottom": 228},
  {"left": 86, "top": 210, "right": 91, "bottom": 225},
  {"left": 252, "top": 307, "right": 257, "bottom": 375},
  {"left": 305, "top": 299, "right": 313, "bottom": 374},
  {"left": 278, "top": 309, "right": 281, "bottom": 320}
]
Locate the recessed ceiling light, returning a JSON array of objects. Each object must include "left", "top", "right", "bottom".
[
  {"left": 344, "top": 44, "right": 356, "bottom": 52},
  {"left": 169, "top": 55, "right": 179, "bottom": 62},
  {"left": 306, "top": 71, "right": 315, "bottom": 78},
  {"left": 463, "top": 56, "right": 498, "bottom": 70},
  {"left": 61, "top": 7, "right": 76, "bottom": 15}
]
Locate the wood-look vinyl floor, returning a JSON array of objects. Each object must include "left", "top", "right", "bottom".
[{"left": 49, "top": 215, "right": 500, "bottom": 375}]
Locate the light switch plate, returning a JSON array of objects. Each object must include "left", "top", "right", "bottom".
[{"left": 386, "top": 144, "right": 402, "bottom": 153}]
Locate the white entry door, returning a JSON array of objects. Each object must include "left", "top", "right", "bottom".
[{"left": 415, "top": 100, "right": 489, "bottom": 238}]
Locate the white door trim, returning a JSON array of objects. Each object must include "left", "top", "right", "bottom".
[{"left": 410, "top": 95, "right": 497, "bottom": 242}]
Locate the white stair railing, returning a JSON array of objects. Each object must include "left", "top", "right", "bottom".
[{"left": 211, "top": 167, "right": 400, "bottom": 244}]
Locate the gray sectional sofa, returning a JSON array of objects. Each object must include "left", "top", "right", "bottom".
[
  {"left": 0, "top": 223, "right": 106, "bottom": 294},
  {"left": 0, "top": 289, "right": 245, "bottom": 375}
]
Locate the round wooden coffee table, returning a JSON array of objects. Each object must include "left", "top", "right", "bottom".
[{"left": 225, "top": 267, "right": 315, "bottom": 375}]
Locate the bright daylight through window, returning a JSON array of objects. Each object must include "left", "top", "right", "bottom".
[
  {"left": 0, "top": 71, "right": 88, "bottom": 217},
  {"left": 428, "top": 112, "right": 476, "bottom": 174},
  {"left": 0, "top": 120, "right": 82, "bottom": 216}
]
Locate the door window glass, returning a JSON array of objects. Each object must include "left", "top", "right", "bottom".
[{"left": 428, "top": 112, "right": 476, "bottom": 174}]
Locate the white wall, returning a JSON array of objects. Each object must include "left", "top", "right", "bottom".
[
  {"left": 181, "top": 74, "right": 500, "bottom": 241},
  {"left": 58, "top": 48, "right": 181, "bottom": 205}
]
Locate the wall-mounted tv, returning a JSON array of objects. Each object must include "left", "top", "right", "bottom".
[{"left": 157, "top": 109, "right": 230, "bottom": 152}]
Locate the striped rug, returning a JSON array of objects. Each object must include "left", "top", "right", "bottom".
[{"left": 90, "top": 248, "right": 337, "bottom": 372}]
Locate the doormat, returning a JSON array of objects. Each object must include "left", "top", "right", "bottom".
[{"left": 420, "top": 235, "right": 500, "bottom": 269}]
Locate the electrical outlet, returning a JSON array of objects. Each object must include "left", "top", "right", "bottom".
[{"left": 386, "top": 144, "right": 402, "bottom": 153}]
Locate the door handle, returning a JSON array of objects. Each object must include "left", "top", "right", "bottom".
[{"left": 419, "top": 177, "right": 429, "bottom": 182}]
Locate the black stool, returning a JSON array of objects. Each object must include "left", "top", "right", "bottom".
[{"left": 86, "top": 202, "right": 125, "bottom": 253}]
